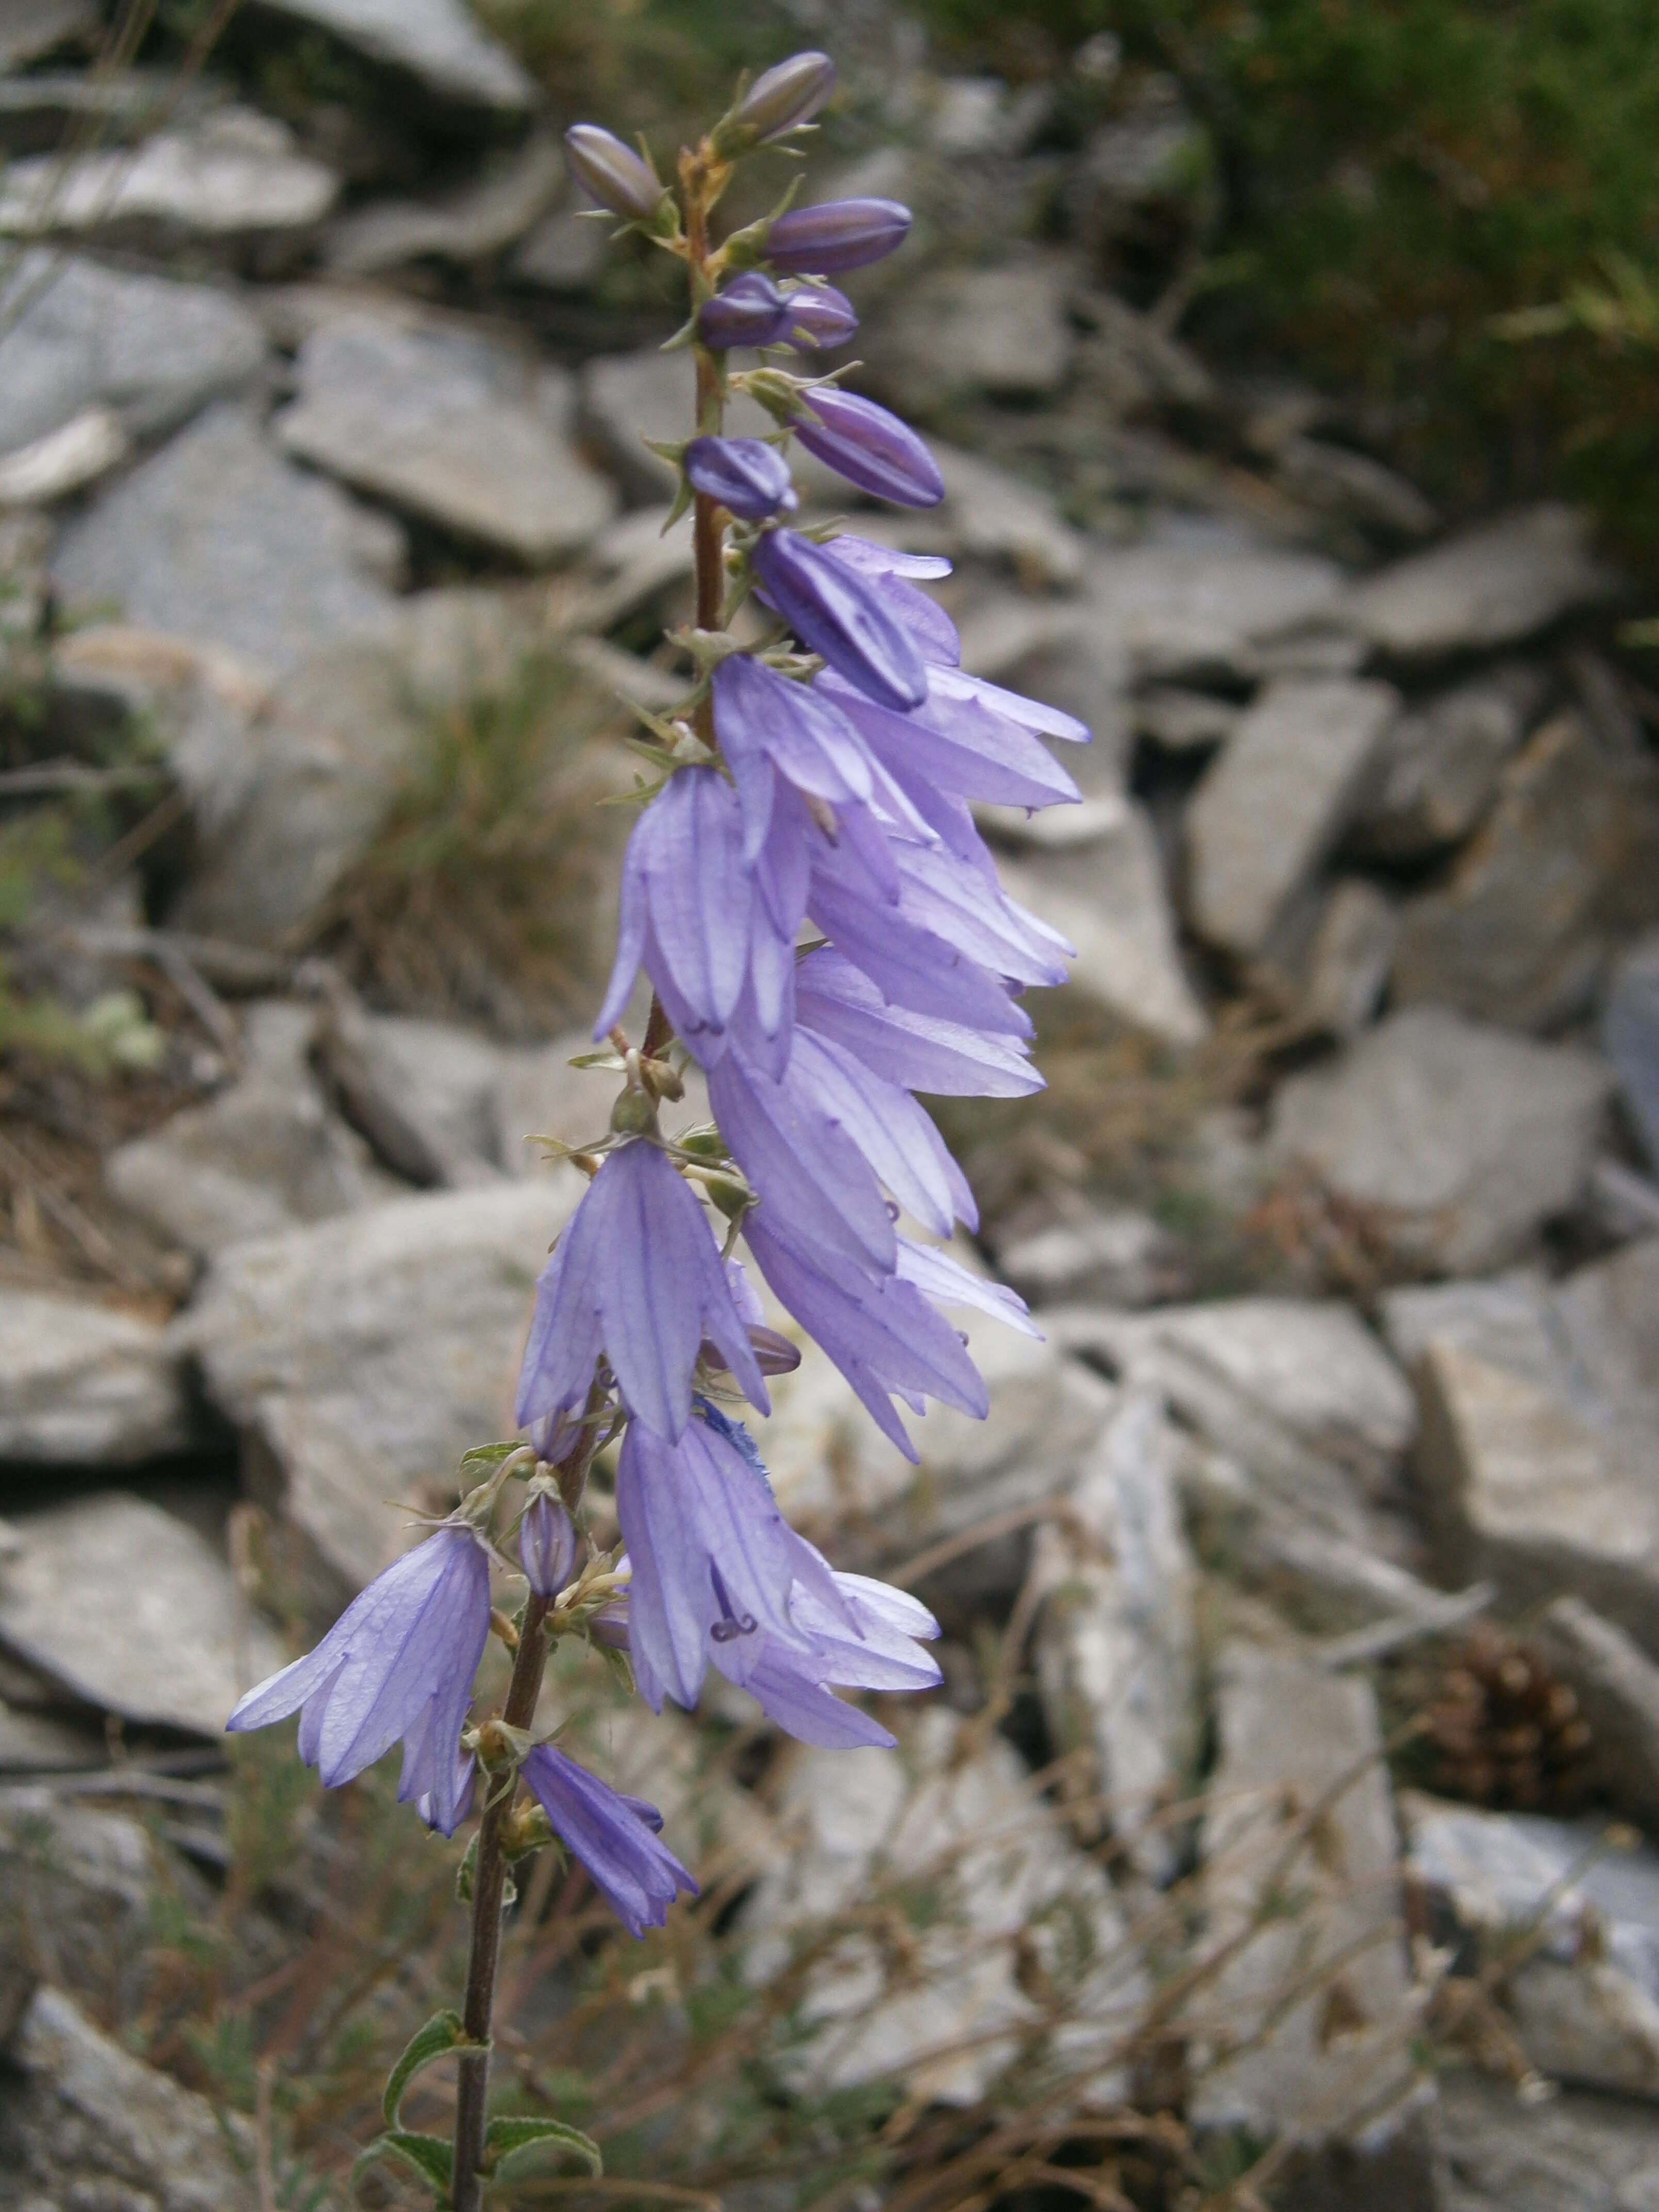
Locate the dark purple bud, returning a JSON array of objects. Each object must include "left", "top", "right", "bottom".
[
  {"left": 783, "top": 283, "right": 858, "bottom": 349},
  {"left": 684, "top": 435, "right": 798, "bottom": 519},
  {"left": 791, "top": 387, "right": 943, "bottom": 509},
  {"left": 564, "top": 125, "right": 671, "bottom": 227},
  {"left": 712, "top": 51, "right": 836, "bottom": 157},
  {"left": 752, "top": 528, "right": 927, "bottom": 711},
  {"left": 696, "top": 271, "right": 794, "bottom": 350},
  {"left": 520, "top": 1492, "right": 577, "bottom": 1598},
  {"left": 766, "top": 198, "right": 912, "bottom": 275}
]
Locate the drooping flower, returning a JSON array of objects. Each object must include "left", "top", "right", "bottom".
[
  {"left": 782, "top": 282, "right": 858, "bottom": 350},
  {"left": 767, "top": 197, "right": 911, "bottom": 274},
  {"left": 564, "top": 125, "right": 671, "bottom": 227},
  {"left": 751, "top": 528, "right": 926, "bottom": 711},
  {"left": 695, "top": 273, "right": 795, "bottom": 352},
  {"left": 739, "top": 1551, "right": 944, "bottom": 1748},
  {"left": 821, "top": 538, "right": 960, "bottom": 665},
  {"left": 226, "top": 1523, "right": 490, "bottom": 1839},
  {"left": 817, "top": 667, "right": 1083, "bottom": 812},
  {"left": 519, "top": 1492, "right": 578, "bottom": 1598},
  {"left": 520, "top": 1745, "right": 697, "bottom": 1938},
  {"left": 616, "top": 1409, "right": 825, "bottom": 1712},
  {"left": 516, "top": 1137, "right": 768, "bottom": 1444},
  {"left": 790, "top": 386, "right": 944, "bottom": 508},
  {"left": 794, "top": 945, "right": 1043, "bottom": 1098}
]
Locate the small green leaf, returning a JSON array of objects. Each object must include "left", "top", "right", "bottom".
[
  {"left": 382, "top": 2010, "right": 470, "bottom": 2129},
  {"left": 352, "top": 2132, "right": 453, "bottom": 2204},
  {"left": 460, "top": 1442, "right": 522, "bottom": 1470},
  {"left": 456, "top": 1832, "right": 479, "bottom": 1904},
  {"left": 482, "top": 2115, "right": 604, "bottom": 2181}
]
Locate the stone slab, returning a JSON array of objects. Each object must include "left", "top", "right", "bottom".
[
  {"left": 0, "top": 1288, "right": 193, "bottom": 1466},
  {"left": 249, "top": 0, "right": 536, "bottom": 112}
]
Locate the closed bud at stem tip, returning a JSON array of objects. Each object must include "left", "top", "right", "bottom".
[
  {"left": 564, "top": 124, "right": 675, "bottom": 233},
  {"left": 711, "top": 51, "right": 836, "bottom": 159}
]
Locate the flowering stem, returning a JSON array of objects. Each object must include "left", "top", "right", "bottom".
[{"left": 451, "top": 1587, "right": 551, "bottom": 2212}]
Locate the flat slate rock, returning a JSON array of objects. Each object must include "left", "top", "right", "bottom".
[
  {"left": 1269, "top": 1006, "right": 1611, "bottom": 1274},
  {"left": 1337, "top": 503, "right": 1622, "bottom": 662},
  {"left": 0, "top": 1986, "right": 255, "bottom": 2212},
  {"left": 867, "top": 256, "right": 1076, "bottom": 411},
  {"left": 1434, "top": 2066, "right": 1659, "bottom": 2212},
  {"left": 251, "top": 0, "right": 536, "bottom": 112},
  {"left": 324, "top": 129, "right": 562, "bottom": 274},
  {"left": 0, "top": 1493, "right": 285, "bottom": 1737},
  {"left": 1392, "top": 712, "right": 1659, "bottom": 1031},
  {"left": 1184, "top": 675, "right": 1400, "bottom": 957},
  {"left": 52, "top": 399, "right": 399, "bottom": 678},
  {"left": 0, "top": 1287, "right": 193, "bottom": 1466},
  {"left": 276, "top": 312, "right": 615, "bottom": 562},
  {"left": 182, "top": 1180, "right": 578, "bottom": 1600},
  {"left": 0, "top": 0, "right": 97, "bottom": 72},
  {"left": 1606, "top": 929, "right": 1659, "bottom": 1171},
  {"left": 0, "top": 108, "right": 337, "bottom": 241},
  {"left": 0, "top": 252, "right": 266, "bottom": 459},
  {"left": 1088, "top": 513, "right": 1344, "bottom": 684}
]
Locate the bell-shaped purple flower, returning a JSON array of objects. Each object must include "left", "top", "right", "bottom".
[
  {"left": 519, "top": 1492, "right": 578, "bottom": 1598},
  {"left": 821, "top": 536, "right": 958, "bottom": 664},
  {"left": 711, "top": 653, "right": 877, "bottom": 855},
  {"left": 714, "top": 50, "right": 836, "bottom": 154},
  {"left": 520, "top": 1745, "right": 697, "bottom": 1938},
  {"left": 564, "top": 125, "right": 671, "bottom": 227},
  {"left": 791, "top": 387, "right": 944, "bottom": 509},
  {"left": 225, "top": 1523, "right": 490, "bottom": 1839},
  {"left": 767, "top": 197, "right": 911, "bottom": 274},
  {"left": 752, "top": 528, "right": 926, "bottom": 712},
  {"left": 695, "top": 273, "right": 795, "bottom": 352},
  {"left": 616, "top": 1408, "right": 825, "bottom": 1712},
  {"left": 740, "top": 1546, "right": 944, "bottom": 1748},
  {"left": 818, "top": 667, "right": 1082, "bottom": 812},
  {"left": 516, "top": 1138, "right": 768, "bottom": 1443},
  {"left": 708, "top": 1041, "right": 894, "bottom": 1276},
  {"left": 783, "top": 282, "right": 858, "bottom": 349},
  {"left": 896, "top": 1233, "right": 1038, "bottom": 1338},
  {"left": 683, "top": 433, "right": 796, "bottom": 518},
  {"left": 702, "top": 1255, "right": 800, "bottom": 1378},
  {"left": 595, "top": 765, "right": 792, "bottom": 1060},
  {"left": 795, "top": 945, "right": 1042, "bottom": 1098}
]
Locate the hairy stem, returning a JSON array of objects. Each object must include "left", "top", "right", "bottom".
[{"left": 451, "top": 1589, "right": 551, "bottom": 2212}]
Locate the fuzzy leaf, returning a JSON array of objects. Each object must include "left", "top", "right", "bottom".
[
  {"left": 352, "top": 2132, "right": 453, "bottom": 2204},
  {"left": 382, "top": 2010, "right": 471, "bottom": 2129},
  {"left": 482, "top": 2115, "right": 604, "bottom": 2181}
]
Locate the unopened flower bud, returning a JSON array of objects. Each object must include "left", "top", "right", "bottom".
[
  {"left": 790, "top": 386, "right": 944, "bottom": 508},
  {"left": 520, "top": 1492, "right": 578, "bottom": 1598},
  {"left": 711, "top": 51, "right": 836, "bottom": 158},
  {"left": 610, "top": 1087, "right": 660, "bottom": 1136},
  {"left": 783, "top": 282, "right": 857, "bottom": 349},
  {"left": 684, "top": 434, "right": 798, "bottom": 519},
  {"left": 766, "top": 197, "right": 910, "bottom": 275},
  {"left": 696, "top": 271, "right": 794, "bottom": 350},
  {"left": 564, "top": 124, "right": 672, "bottom": 229}
]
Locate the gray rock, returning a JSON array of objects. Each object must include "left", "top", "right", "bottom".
[
  {"left": 182, "top": 1180, "right": 578, "bottom": 1600},
  {"left": 1047, "top": 1295, "right": 1416, "bottom": 1534},
  {"left": 1, "top": 1790, "right": 198, "bottom": 2008},
  {"left": 998, "top": 807, "right": 1209, "bottom": 1046},
  {"left": 1272, "top": 434, "right": 1438, "bottom": 540},
  {"left": 276, "top": 313, "right": 615, "bottom": 563},
  {"left": 1184, "top": 676, "right": 1400, "bottom": 957},
  {"left": 53, "top": 400, "right": 399, "bottom": 679},
  {"left": 106, "top": 1000, "right": 390, "bottom": 1257},
  {"left": 1349, "top": 662, "right": 1547, "bottom": 860},
  {"left": 1404, "top": 1795, "right": 1659, "bottom": 2102},
  {"left": 1192, "top": 1639, "right": 1428, "bottom": 2197},
  {"left": 1090, "top": 513, "right": 1344, "bottom": 684},
  {"left": 0, "top": 253, "right": 266, "bottom": 460},
  {"left": 1034, "top": 1387, "right": 1198, "bottom": 1883},
  {"left": 341, "top": 1013, "right": 505, "bottom": 1168},
  {"left": 931, "top": 440, "right": 1086, "bottom": 588},
  {"left": 1133, "top": 682, "right": 1241, "bottom": 752},
  {"left": 1608, "top": 931, "right": 1659, "bottom": 1170},
  {"left": 251, "top": 0, "right": 536, "bottom": 112},
  {"left": 1069, "top": 287, "right": 1217, "bottom": 420},
  {"left": 1588, "top": 1157, "right": 1659, "bottom": 1245},
  {"left": 0, "top": 1287, "right": 192, "bottom": 1465},
  {"left": 1381, "top": 1267, "right": 1568, "bottom": 1392},
  {"left": 995, "top": 1198, "right": 1191, "bottom": 1309},
  {"left": 1555, "top": 1234, "right": 1659, "bottom": 1418},
  {"left": 1532, "top": 1597, "right": 1659, "bottom": 1833},
  {"left": 173, "top": 587, "right": 539, "bottom": 945},
  {"left": 0, "top": 1494, "right": 285, "bottom": 1736},
  {"left": 1293, "top": 876, "right": 1400, "bottom": 1038},
  {"left": 580, "top": 347, "right": 845, "bottom": 511},
  {"left": 865, "top": 258, "right": 1075, "bottom": 412},
  {"left": 0, "top": 0, "right": 96, "bottom": 72},
  {"left": 0, "top": 1700, "right": 105, "bottom": 1773},
  {"left": 1269, "top": 1007, "right": 1611, "bottom": 1274},
  {"left": 740, "top": 1705, "right": 1145, "bottom": 2105},
  {"left": 0, "top": 107, "right": 337, "bottom": 243},
  {"left": 1337, "top": 504, "right": 1622, "bottom": 662},
  {"left": 0, "top": 404, "right": 128, "bottom": 504},
  {"left": 510, "top": 205, "right": 607, "bottom": 291},
  {"left": 1392, "top": 713, "right": 1659, "bottom": 1032},
  {"left": 1434, "top": 2067, "right": 1659, "bottom": 2212},
  {"left": 0, "top": 1986, "right": 254, "bottom": 2212},
  {"left": 324, "top": 130, "right": 562, "bottom": 274}
]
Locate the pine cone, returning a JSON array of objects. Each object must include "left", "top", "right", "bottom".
[{"left": 1423, "top": 1624, "right": 1595, "bottom": 1811}]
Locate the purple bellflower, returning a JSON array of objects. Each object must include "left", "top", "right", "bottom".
[
  {"left": 683, "top": 433, "right": 796, "bottom": 517},
  {"left": 516, "top": 1137, "right": 768, "bottom": 1443},
  {"left": 782, "top": 282, "right": 857, "bottom": 349},
  {"left": 520, "top": 1745, "right": 697, "bottom": 1937},
  {"left": 751, "top": 528, "right": 926, "bottom": 711},
  {"left": 740, "top": 1555, "right": 944, "bottom": 1748},
  {"left": 767, "top": 197, "right": 911, "bottom": 274},
  {"left": 226, "top": 1522, "right": 490, "bottom": 1839},
  {"left": 791, "top": 387, "right": 944, "bottom": 509},
  {"left": 703, "top": 1254, "right": 800, "bottom": 1379},
  {"left": 794, "top": 945, "right": 1043, "bottom": 1097},
  {"left": 695, "top": 272, "right": 795, "bottom": 351}
]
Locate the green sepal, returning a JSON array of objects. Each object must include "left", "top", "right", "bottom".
[
  {"left": 482, "top": 2115, "right": 604, "bottom": 2181},
  {"left": 594, "top": 1639, "right": 636, "bottom": 1698},
  {"left": 351, "top": 2132, "right": 453, "bottom": 2204},
  {"left": 383, "top": 2010, "right": 472, "bottom": 2129},
  {"left": 459, "top": 1441, "right": 523, "bottom": 1471},
  {"left": 455, "top": 1834, "right": 516, "bottom": 1909}
]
